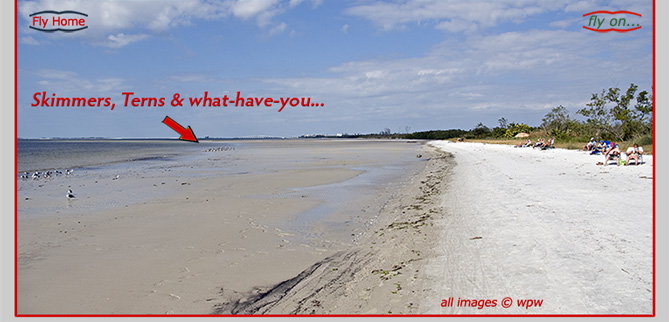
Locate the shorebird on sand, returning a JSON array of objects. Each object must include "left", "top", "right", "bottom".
[{"left": 66, "top": 189, "right": 76, "bottom": 200}]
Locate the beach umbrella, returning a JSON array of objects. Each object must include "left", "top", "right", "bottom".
[{"left": 515, "top": 132, "right": 530, "bottom": 138}]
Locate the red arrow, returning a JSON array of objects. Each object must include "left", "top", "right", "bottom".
[{"left": 162, "top": 116, "right": 198, "bottom": 142}]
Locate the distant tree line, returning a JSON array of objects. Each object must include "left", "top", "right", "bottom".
[{"left": 387, "top": 83, "right": 652, "bottom": 144}]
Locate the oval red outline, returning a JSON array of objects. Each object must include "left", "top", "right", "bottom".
[
  {"left": 583, "top": 10, "right": 642, "bottom": 17},
  {"left": 582, "top": 26, "right": 642, "bottom": 33}
]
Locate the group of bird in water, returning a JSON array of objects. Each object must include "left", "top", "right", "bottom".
[
  {"left": 19, "top": 169, "right": 77, "bottom": 200},
  {"left": 21, "top": 145, "right": 234, "bottom": 202},
  {"left": 20, "top": 169, "right": 73, "bottom": 180},
  {"left": 202, "top": 146, "right": 235, "bottom": 152},
  {"left": 23, "top": 145, "right": 233, "bottom": 201}
]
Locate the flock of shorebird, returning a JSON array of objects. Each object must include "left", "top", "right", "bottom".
[
  {"left": 19, "top": 169, "right": 73, "bottom": 180},
  {"left": 23, "top": 145, "right": 234, "bottom": 201},
  {"left": 202, "top": 146, "right": 235, "bottom": 152},
  {"left": 19, "top": 169, "right": 77, "bottom": 200}
]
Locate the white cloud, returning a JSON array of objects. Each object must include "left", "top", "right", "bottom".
[
  {"left": 549, "top": 18, "right": 580, "bottom": 29},
  {"left": 344, "top": 0, "right": 570, "bottom": 32},
  {"left": 288, "top": 0, "right": 303, "bottom": 7},
  {"left": 435, "top": 19, "right": 470, "bottom": 33},
  {"left": 21, "top": 36, "right": 40, "bottom": 45},
  {"left": 268, "top": 22, "right": 287, "bottom": 36},
  {"left": 289, "top": 0, "right": 322, "bottom": 8},
  {"left": 100, "top": 33, "right": 149, "bottom": 48},
  {"left": 450, "top": 91, "right": 483, "bottom": 98},
  {"left": 30, "top": 69, "right": 127, "bottom": 95},
  {"left": 258, "top": 26, "right": 650, "bottom": 128},
  {"left": 169, "top": 73, "right": 213, "bottom": 83},
  {"left": 18, "top": 0, "right": 230, "bottom": 47},
  {"left": 17, "top": 0, "right": 652, "bottom": 135},
  {"left": 17, "top": 0, "right": 314, "bottom": 48},
  {"left": 564, "top": 0, "right": 599, "bottom": 13},
  {"left": 231, "top": 0, "right": 278, "bottom": 20}
]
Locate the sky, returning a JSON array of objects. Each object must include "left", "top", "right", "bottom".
[{"left": 16, "top": 0, "right": 653, "bottom": 139}]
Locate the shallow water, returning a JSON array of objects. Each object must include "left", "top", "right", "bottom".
[
  {"left": 17, "top": 139, "right": 426, "bottom": 246},
  {"left": 17, "top": 139, "right": 234, "bottom": 173}
]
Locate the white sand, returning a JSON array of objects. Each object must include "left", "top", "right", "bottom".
[
  {"left": 16, "top": 140, "right": 655, "bottom": 315},
  {"left": 423, "top": 141, "right": 653, "bottom": 314}
]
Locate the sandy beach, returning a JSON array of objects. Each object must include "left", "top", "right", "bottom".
[
  {"left": 423, "top": 141, "right": 654, "bottom": 314},
  {"left": 212, "top": 141, "right": 653, "bottom": 315},
  {"left": 17, "top": 139, "right": 429, "bottom": 314},
  {"left": 16, "top": 139, "right": 653, "bottom": 315}
]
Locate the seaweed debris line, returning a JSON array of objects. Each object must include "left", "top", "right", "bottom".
[{"left": 214, "top": 149, "right": 454, "bottom": 315}]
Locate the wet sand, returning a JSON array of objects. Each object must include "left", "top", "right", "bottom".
[
  {"left": 215, "top": 141, "right": 653, "bottom": 315},
  {"left": 17, "top": 139, "right": 653, "bottom": 315},
  {"left": 214, "top": 146, "right": 453, "bottom": 315},
  {"left": 17, "top": 139, "right": 432, "bottom": 314}
]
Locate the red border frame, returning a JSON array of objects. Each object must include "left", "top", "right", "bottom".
[
  {"left": 651, "top": 0, "right": 657, "bottom": 317},
  {"left": 14, "top": 0, "right": 19, "bottom": 317},
  {"left": 13, "top": 1, "right": 657, "bottom": 318}
]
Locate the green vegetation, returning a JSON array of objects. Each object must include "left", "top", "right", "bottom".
[
  {"left": 404, "top": 129, "right": 467, "bottom": 140},
  {"left": 324, "top": 84, "right": 652, "bottom": 154},
  {"left": 380, "top": 83, "right": 652, "bottom": 149}
]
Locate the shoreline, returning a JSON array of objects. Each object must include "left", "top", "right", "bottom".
[
  {"left": 214, "top": 140, "right": 653, "bottom": 315},
  {"left": 214, "top": 144, "right": 453, "bottom": 314},
  {"left": 16, "top": 139, "right": 654, "bottom": 315},
  {"left": 17, "top": 139, "right": 429, "bottom": 314}
]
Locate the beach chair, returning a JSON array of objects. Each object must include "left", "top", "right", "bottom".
[
  {"left": 637, "top": 147, "right": 645, "bottom": 164},
  {"left": 625, "top": 146, "right": 645, "bottom": 165},
  {"left": 604, "top": 153, "right": 621, "bottom": 165}
]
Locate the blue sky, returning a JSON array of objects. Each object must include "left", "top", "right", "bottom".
[{"left": 17, "top": 0, "right": 653, "bottom": 138}]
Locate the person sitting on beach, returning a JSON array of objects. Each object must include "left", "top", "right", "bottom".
[
  {"left": 533, "top": 138, "right": 545, "bottom": 148},
  {"left": 602, "top": 140, "right": 611, "bottom": 150},
  {"left": 625, "top": 144, "right": 644, "bottom": 166},
  {"left": 604, "top": 142, "right": 621, "bottom": 165},
  {"left": 516, "top": 139, "right": 531, "bottom": 148},
  {"left": 592, "top": 140, "right": 609, "bottom": 155},
  {"left": 583, "top": 137, "right": 597, "bottom": 151},
  {"left": 541, "top": 138, "right": 555, "bottom": 150}
]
